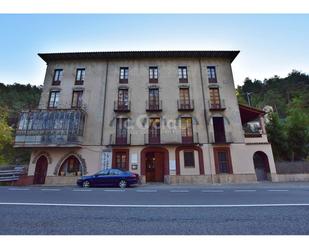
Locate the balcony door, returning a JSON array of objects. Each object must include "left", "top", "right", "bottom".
[
  {"left": 116, "top": 118, "right": 128, "bottom": 144},
  {"left": 118, "top": 89, "right": 129, "bottom": 110},
  {"left": 213, "top": 117, "right": 226, "bottom": 143},
  {"left": 181, "top": 117, "right": 193, "bottom": 143},
  {"left": 179, "top": 88, "right": 190, "bottom": 109},
  {"left": 149, "top": 89, "right": 160, "bottom": 110},
  {"left": 209, "top": 88, "right": 221, "bottom": 109},
  {"left": 149, "top": 118, "right": 160, "bottom": 144}
]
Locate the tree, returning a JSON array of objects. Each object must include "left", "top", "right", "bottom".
[
  {"left": 285, "top": 98, "right": 309, "bottom": 161},
  {"left": 0, "top": 107, "right": 13, "bottom": 164},
  {"left": 266, "top": 111, "right": 288, "bottom": 161}
]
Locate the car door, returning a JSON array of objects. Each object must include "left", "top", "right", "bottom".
[
  {"left": 108, "top": 169, "right": 122, "bottom": 186},
  {"left": 94, "top": 169, "right": 110, "bottom": 186}
]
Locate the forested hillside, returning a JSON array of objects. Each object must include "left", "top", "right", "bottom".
[
  {"left": 236, "top": 70, "right": 309, "bottom": 118},
  {"left": 237, "top": 71, "right": 309, "bottom": 161},
  {"left": 0, "top": 83, "right": 42, "bottom": 165}
]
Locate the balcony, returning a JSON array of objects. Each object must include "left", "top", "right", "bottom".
[
  {"left": 209, "top": 131, "right": 233, "bottom": 144},
  {"left": 243, "top": 121, "right": 268, "bottom": 143},
  {"left": 109, "top": 134, "right": 131, "bottom": 146},
  {"left": 146, "top": 100, "right": 162, "bottom": 112},
  {"left": 144, "top": 131, "right": 199, "bottom": 145},
  {"left": 208, "top": 99, "right": 226, "bottom": 111},
  {"left": 114, "top": 101, "right": 131, "bottom": 112},
  {"left": 179, "top": 132, "right": 199, "bottom": 145},
  {"left": 14, "top": 109, "right": 86, "bottom": 147},
  {"left": 144, "top": 133, "right": 161, "bottom": 145},
  {"left": 177, "top": 99, "right": 194, "bottom": 111}
]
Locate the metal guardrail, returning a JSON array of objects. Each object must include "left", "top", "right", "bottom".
[{"left": 0, "top": 168, "right": 25, "bottom": 182}]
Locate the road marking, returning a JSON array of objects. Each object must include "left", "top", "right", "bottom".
[
  {"left": 8, "top": 188, "right": 29, "bottom": 191},
  {"left": 72, "top": 189, "right": 92, "bottom": 192},
  {"left": 170, "top": 190, "right": 189, "bottom": 193},
  {"left": 234, "top": 190, "right": 257, "bottom": 192},
  {"left": 136, "top": 190, "right": 158, "bottom": 193},
  {"left": 201, "top": 190, "right": 224, "bottom": 193},
  {"left": 104, "top": 189, "right": 125, "bottom": 192},
  {"left": 267, "top": 190, "right": 289, "bottom": 192},
  {"left": 41, "top": 189, "right": 60, "bottom": 191},
  {"left": 1, "top": 202, "right": 309, "bottom": 208}
]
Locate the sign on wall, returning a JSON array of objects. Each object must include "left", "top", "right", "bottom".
[{"left": 101, "top": 149, "right": 112, "bottom": 170}]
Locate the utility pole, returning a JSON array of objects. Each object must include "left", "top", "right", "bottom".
[{"left": 245, "top": 92, "right": 253, "bottom": 106}]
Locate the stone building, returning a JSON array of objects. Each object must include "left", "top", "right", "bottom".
[{"left": 14, "top": 51, "right": 277, "bottom": 185}]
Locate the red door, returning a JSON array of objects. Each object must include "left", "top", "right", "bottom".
[{"left": 33, "top": 156, "right": 48, "bottom": 184}]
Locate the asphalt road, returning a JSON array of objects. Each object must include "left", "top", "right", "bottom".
[{"left": 1, "top": 182, "right": 309, "bottom": 235}]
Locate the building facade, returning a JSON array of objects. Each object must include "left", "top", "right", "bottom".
[{"left": 14, "top": 51, "right": 277, "bottom": 185}]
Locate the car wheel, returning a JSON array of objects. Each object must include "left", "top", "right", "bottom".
[
  {"left": 119, "top": 180, "right": 127, "bottom": 188},
  {"left": 83, "top": 180, "right": 90, "bottom": 188}
]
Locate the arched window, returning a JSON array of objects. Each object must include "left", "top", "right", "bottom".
[{"left": 58, "top": 156, "right": 82, "bottom": 176}]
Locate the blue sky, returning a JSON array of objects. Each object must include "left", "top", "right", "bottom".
[{"left": 0, "top": 14, "right": 308, "bottom": 87}]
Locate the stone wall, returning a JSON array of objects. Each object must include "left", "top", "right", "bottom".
[{"left": 275, "top": 161, "right": 309, "bottom": 174}]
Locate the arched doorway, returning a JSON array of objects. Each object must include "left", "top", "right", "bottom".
[
  {"left": 253, "top": 151, "right": 270, "bottom": 181},
  {"left": 33, "top": 156, "right": 48, "bottom": 184},
  {"left": 141, "top": 147, "right": 169, "bottom": 183},
  {"left": 58, "top": 155, "right": 82, "bottom": 176}
]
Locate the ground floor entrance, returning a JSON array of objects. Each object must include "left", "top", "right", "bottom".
[
  {"left": 33, "top": 156, "right": 48, "bottom": 184},
  {"left": 141, "top": 147, "right": 169, "bottom": 183},
  {"left": 145, "top": 152, "right": 164, "bottom": 182},
  {"left": 253, "top": 151, "right": 270, "bottom": 181}
]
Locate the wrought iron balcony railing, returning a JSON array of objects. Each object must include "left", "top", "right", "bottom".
[
  {"left": 208, "top": 99, "right": 226, "bottom": 111},
  {"left": 146, "top": 100, "right": 162, "bottom": 112},
  {"left": 208, "top": 131, "right": 233, "bottom": 144},
  {"left": 114, "top": 101, "right": 131, "bottom": 112},
  {"left": 109, "top": 133, "right": 131, "bottom": 146},
  {"left": 177, "top": 99, "right": 194, "bottom": 111}
]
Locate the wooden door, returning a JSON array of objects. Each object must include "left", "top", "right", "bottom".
[
  {"left": 154, "top": 152, "right": 164, "bottom": 182},
  {"left": 145, "top": 153, "right": 155, "bottom": 182},
  {"left": 33, "top": 156, "right": 48, "bottom": 184}
]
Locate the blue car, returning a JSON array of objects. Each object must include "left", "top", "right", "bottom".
[{"left": 77, "top": 168, "right": 139, "bottom": 188}]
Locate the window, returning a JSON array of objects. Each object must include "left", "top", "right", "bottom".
[
  {"left": 52, "top": 69, "right": 63, "bottom": 85},
  {"left": 179, "top": 88, "right": 190, "bottom": 108},
  {"left": 117, "top": 89, "right": 129, "bottom": 110},
  {"left": 116, "top": 118, "right": 128, "bottom": 144},
  {"left": 149, "top": 66, "right": 158, "bottom": 83},
  {"left": 178, "top": 66, "right": 188, "bottom": 83},
  {"left": 213, "top": 117, "right": 226, "bottom": 143},
  {"left": 75, "top": 68, "right": 85, "bottom": 85},
  {"left": 119, "top": 67, "right": 129, "bottom": 83},
  {"left": 184, "top": 151, "right": 195, "bottom": 167},
  {"left": 207, "top": 66, "right": 217, "bottom": 83},
  {"left": 115, "top": 152, "right": 128, "bottom": 171},
  {"left": 149, "top": 118, "right": 160, "bottom": 144},
  {"left": 148, "top": 88, "right": 160, "bottom": 110},
  {"left": 58, "top": 156, "right": 82, "bottom": 176},
  {"left": 48, "top": 91, "right": 60, "bottom": 108},
  {"left": 209, "top": 88, "right": 221, "bottom": 109},
  {"left": 214, "top": 148, "right": 232, "bottom": 174},
  {"left": 181, "top": 117, "right": 193, "bottom": 143},
  {"left": 71, "top": 90, "right": 83, "bottom": 108}
]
